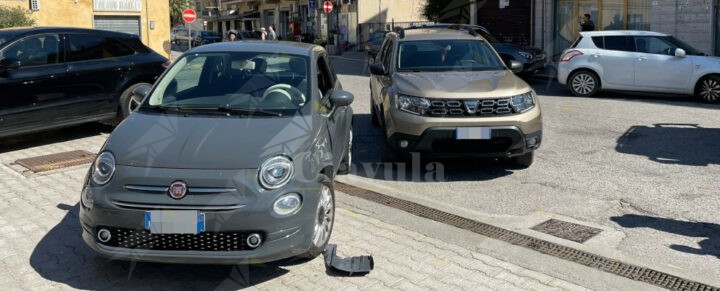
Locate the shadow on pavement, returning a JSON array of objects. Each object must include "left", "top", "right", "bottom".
[
  {"left": 611, "top": 214, "right": 720, "bottom": 259},
  {"left": 615, "top": 123, "right": 720, "bottom": 166},
  {"left": 0, "top": 123, "right": 112, "bottom": 154},
  {"left": 29, "top": 203, "right": 321, "bottom": 289},
  {"left": 349, "top": 114, "right": 514, "bottom": 182}
]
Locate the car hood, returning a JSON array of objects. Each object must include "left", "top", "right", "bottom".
[
  {"left": 392, "top": 70, "right": 531, "bottom": 98},
  {"left": 105, "top": 112, "right": 318, "bottom": 169}
]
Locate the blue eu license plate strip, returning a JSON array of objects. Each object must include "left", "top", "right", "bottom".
[{"left": 144, "top": 210, "right": 205, "bottom": 234}]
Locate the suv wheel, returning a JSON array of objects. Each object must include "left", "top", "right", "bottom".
[
  {"left": 337, "top": 128, "right": 352, "bottom": 175},
  {"left": 568, "top": 70, "right": 599, "bottom": 97},
  {"left": 696, "top": 75, "right": 720, "bottom": 103},
  {"left": 119, "top": 82, "right": 151, "bottom": 120},
  {"left": 512, "top": 151, "right": 534, "bottom": 168},
  {"left": 299, "top": 176, "right": 335, "bottom": 259}
]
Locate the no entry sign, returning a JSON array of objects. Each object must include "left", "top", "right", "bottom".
[
  {"left": 323, "top": 1, "right": 333, "bottom": 13},
  {"left": 182, "top": 9, "right": 197, "bottom": 23}
]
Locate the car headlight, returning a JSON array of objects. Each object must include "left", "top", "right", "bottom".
[
  {"left": 397, "top": 94, "right": 430, "bottom": 115},
  {"left": 91, "top": 151, "right": 115, "bottom": 185},
  {"left": 518, "top": 51, "right": 533, "bottom": 60},
  {"left": 259, "top": 156, "right": 294, "bottom": 190},
  {"left": 273, "top": 193, "right": 302, "bottom": 216},
  {"left": 510, "top": 91, "right": 536, "bottom": 113}
]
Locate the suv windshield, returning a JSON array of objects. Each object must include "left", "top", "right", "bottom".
[
  {"left": 143, "top": 52, "right": 310, "bottom": 114},
  {"left": 397, "top": 39, "right": 505, "bottom": 72}
]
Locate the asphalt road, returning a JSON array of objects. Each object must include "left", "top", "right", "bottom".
[{"left": 330, "top": 53, "right": 720, "bottom": 282}]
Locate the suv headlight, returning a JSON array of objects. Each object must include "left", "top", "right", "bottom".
[
  {"left": 259, "top": 156, "right": 294, "bottom": 190},
  {"left": 518, "top": 51, "right": 533, "bottom": 60},
  {"left": 510, "top": 91, "right": 536, "bottom": 113},
  {"left": 397, "top": 94, "right": 430, "bottom": 115},
  {"left": 91, "top": 151, "right": 115, "bottom": 185}
]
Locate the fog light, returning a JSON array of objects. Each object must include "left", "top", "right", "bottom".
[
  {"left": 399, "top": 140, "right": 409, "bottom": 148},
  {"left": 247, "top": 233, "right": 262, "bottom": 248},
  {"left": 273, "top": 193, "right": 302, "bottom": 216},
  {"left": 97, "top": 228, "right": 111, "bottom": 243},
  {"left": 527, "top": 137, "right": 538, "bottom": 148}
]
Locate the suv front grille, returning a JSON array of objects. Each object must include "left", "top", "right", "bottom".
[
  {"left": 98, "top": 227, "right": 256, "bottom": 251},
  {"left": 426, "top": 98, "right": 516, "bottom": 117}
]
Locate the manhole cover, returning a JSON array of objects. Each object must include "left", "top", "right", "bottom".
[
  {"left": 15, "top": 150, "right": 96, "bottom": 173},
  {"left": 531, "top": 219, "right": 602, "bottom": 243}
]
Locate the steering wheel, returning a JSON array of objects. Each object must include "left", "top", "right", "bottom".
[{"left": 261, "top": 84, "right": 306, "bottom": 106}]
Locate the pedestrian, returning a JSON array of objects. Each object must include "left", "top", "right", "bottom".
[
  {"left": 581, "top": 13, "right": 595, "bottom": 31},
  {"left": 227, "top": 30, "right": 238, "bottom": 42},
  {"left": 259, "top": 27, "right": 267, "bottom": 40},
  {"left": 267, "top": 25, "right": 277, "bottom": 41}
]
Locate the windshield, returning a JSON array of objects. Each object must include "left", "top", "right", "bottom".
[
  {"left": 667, "top": 36, "right": 705, "bottom": 56},
  {"left": 142, "top": 52, "right": 310, "bottom": 114},
  {"left": 0, "top": 31, "right": 21, "bottom": 47},
  {"left": 397, "top": 39, "right": 505, "bottom": 72}
]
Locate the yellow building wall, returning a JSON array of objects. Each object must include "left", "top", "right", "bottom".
[
  {"left": 0, "top": 0, "right": 170, "bottom": 58},
  {"left": 358, "top": 0, "right": 427, "bottom": 24}
]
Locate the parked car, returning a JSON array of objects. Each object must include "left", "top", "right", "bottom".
[
  {"left": 240, "top": 31, "right": 261, "bottom": 40},
  {"left": 79, "top": 41, "right": 355, "bottom": 264},
  {"left": 193, "top": 30, "right": 221, "bottom": 46},
  {"left": 427, "top": 24, "right": 547, "bottom": 75},
  {"left": 365, "top": 30, "right": 389, "bottom": 65},
  {"left": 558, "top": 30, "right": 720, "bottom": 103},
  {"left": 0, "top": 27, "right": 169, "bottom": 138},
  {"left": 173, "top": 29, "right": 196, "bottom": 45},
  {"left": 369, "top": 26, "right": 542, "bottom": 167}
]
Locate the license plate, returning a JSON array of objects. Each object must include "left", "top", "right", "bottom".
[
  {"left": 456, "top": 127, "right": 492, "bottom": 140},
  {"left": 144, "top": 210, "right": 205, "bottom": 234}
]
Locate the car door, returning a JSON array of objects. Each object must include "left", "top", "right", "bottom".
[
  {"left": 370, "top": 37, "right": 394, "bottom": 122},
  {"left": 317, "top": 54, "right": 348, "bottom": 168},
  {"left": 65, "top": 33, "right": 134, "bottom": 116},
  {"left": 0, "top": 33, "right": 69, "bottom": 136},
  {"left": 593, "top": 35, "right": 635, "bottom": 87},
  {"left": 633, "top": 35, "right": 693, "bottom": 91}
]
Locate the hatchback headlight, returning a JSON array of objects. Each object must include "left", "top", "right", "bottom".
[
  {"left": 91, "top": 151, "right": 115, "bottom": 185},
  {"left": 397, "top": 94, "right": 430, "bottom": 115},
  {"left": 510, "top": 91, "right": 536, "bottom": 113},
  {"left": 259, "top": 156, "right": 294, "bottom": 190},
  {"left": 518, "top": 51, "right": 533, "bottom": 60}
]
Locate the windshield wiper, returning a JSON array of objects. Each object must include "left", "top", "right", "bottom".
[
  {"left": 190, "top": 106, "right": 283, "bottom": 117},
  {"left": 142, "top": 105, "right": 182, "bottom": 113}
]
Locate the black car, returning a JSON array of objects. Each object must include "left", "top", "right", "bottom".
[
  {"left": 426, "top": 24, "right": 547, "bottom": 75},
  {"left": 0, "top": 27, "right": 168, "bottom": 138},
  {"left": 193, "top": 30, "right": 221, "bottom": 46},
  {"left": 365, "top": 30, "right": 389, "bottom": 65}
]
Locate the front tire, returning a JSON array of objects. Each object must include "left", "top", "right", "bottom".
[
  {"left": 299, "top": 176, "right": 335, "bottom": 259},
  {"left": 568, "top": 70, "right": 600, "bottom": 97},
  {"left": 696, "top": 75, "right": 720, "bottom": 103}
]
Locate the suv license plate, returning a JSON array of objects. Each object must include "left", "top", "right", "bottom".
[
  {"left": 456, "top": 127, "right": 491, "bottom": 140},
  {"left": 145, "top": 210, "right": 205, "bottom": 234}
]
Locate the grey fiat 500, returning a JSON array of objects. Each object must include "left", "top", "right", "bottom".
[{"left": 79, "top": 42, "right": 354, "bottom": 264}]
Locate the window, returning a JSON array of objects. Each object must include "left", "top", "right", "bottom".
[
  {"left": 3, "top": 34, "right": 60, "bottom": 67},
  {"left": 67, "top": 34, "right": 135, "bottom": 62},
  {"left": 591, "top": 36, "right": 604, "bottom": 48},
  {"left": 381, "top": 38, "right": 394, "bottom": 71},
  {"left": 635, "top": 36, "right": 675, "bottom": 55},
  {"left": 316, "top": 55, "right": 334, "bottom": 99},
  {"left": 603, "top": 36, "right": 634, "bottom": 52}
]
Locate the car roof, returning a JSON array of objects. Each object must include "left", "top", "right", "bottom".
[
  {"left": 0, "top": 26, "right": 140, "bottom": 38},
  {"left": 188, "top": 41, "right": 319, "bottom": 56},
  {"left": 580, "top": 30, "right": 668, "bottom": 37},
  {"left": 399, "top": 28, "right": 483, "bottom": 42}
]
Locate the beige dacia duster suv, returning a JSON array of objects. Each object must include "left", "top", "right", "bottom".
[{"left": 369, "top": 26, "right": 542, "bottom": 167}]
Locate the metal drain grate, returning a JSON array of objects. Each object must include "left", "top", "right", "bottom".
[
  {"left": 336, "top": 182, "right": 719, "bottom": 291},
  {"left": 15, "top": 150, "right": 95, "bottom": 172},
  {"left": 531, "top": 219, "right": 603, "bottom": 243}
]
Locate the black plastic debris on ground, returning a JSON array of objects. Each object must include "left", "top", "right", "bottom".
[{"left": 323, "top": 244, "right": 374, "bottom": 276}]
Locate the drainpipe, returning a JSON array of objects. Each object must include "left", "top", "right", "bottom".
[{"left": 469, "top": 0, "right": 477, "bottom": 25}]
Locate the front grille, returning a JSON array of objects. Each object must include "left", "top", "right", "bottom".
[
  {"left": 432, "top": 138, "right": 513, "bottom": 153},
  {"left": 98, "top": 227, "right": 257, "bottom": 251},
  {"left": 425, "top": 98, "right": 516, "bottom": 117}
]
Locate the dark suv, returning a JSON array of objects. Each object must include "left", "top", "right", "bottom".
[
  {"left": 0, "top": 27, "right": 168, "bottom": 138},
  {"left": 193, "top": 30, "right": 221, "bottom": 46}
]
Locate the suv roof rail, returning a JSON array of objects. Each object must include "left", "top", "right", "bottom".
[{"left": 397, "top": 23, "right": 479, "bottom": 39}]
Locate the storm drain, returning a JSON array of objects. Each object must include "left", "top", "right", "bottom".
[
  {"left": 15, "top": 150, "right": 95, "bottom": 173},
  {"left": 336, "top": 182, "right": 719, "bottom": 291},
  {"left": 531, "top": 219, "right": 603, "bottom": 243}
]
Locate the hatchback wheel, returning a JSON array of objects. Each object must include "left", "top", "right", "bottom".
[
  {"left": 299, "top": 177, "right": 335, "bottom": 259},
  {"left": 568, "top": 70, "right": 599, "bottom": 97},
  {"left": 119, "top": 82, "right": 151, "bottom": 121},
  {"left": 696, "top": 75, "right": 720, "bottom": 104}
]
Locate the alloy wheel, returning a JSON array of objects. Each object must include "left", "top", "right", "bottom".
[
  {"left": 128, "top": 93, "right": 143, "bottom": 112},
  {"left": 571, "top": 73, "right": 596, "bottom": 95},
  {"left": 312, "top": 185, "right": 334, "bottom": 248},
  {"left": 699, "top": 77, "right": 720, "bottom": 103}
]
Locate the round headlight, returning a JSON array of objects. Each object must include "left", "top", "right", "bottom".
[
  {"left": 91, "top": 151, "right": 116, "bottom": 185},
  {"left": 259, "top": 156, "right": 294, "bottom": 190},
  {"left": 273, "top": 193, "right": 302, "bottom": 216}
]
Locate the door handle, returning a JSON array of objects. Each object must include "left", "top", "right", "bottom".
[
  {"left": 592, "top": 53, "right": 601, "bottom": 58},
  {"left": 637, "top": 56, "right": 647, "bottom": 61}
]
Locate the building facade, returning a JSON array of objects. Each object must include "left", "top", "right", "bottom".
[{"left": 0, "top": 0, "right": 171, "bottom": 58}]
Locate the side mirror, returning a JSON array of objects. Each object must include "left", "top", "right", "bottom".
[
  {"left": 132, "top": 84, "right": 151, "bottom": 99},
  {"left": 330, "top": 89, "right": 354, "bottom": 107},
  {"left": 369, "top": 62, "right": 386, "bottom": 75},
  {"left": 674, "top": 48, "right": 686, "bottom": 58},
  {"left": 0, "top": 58, "right": 21, "bottom": 73},
  {"left": 507, "top": 60, "right": 523, "bottom": 73}
]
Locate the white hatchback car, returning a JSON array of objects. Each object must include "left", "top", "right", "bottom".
[{"left": 558, "top": 31, "right": 720, "bottom": 103}]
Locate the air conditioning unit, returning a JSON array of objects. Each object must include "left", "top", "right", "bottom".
[{"left": 30, "top": 0, "right": 40, "bottom": 11}]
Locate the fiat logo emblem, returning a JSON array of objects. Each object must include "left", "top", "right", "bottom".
[{"left": 168, "top": 181, "right": 187, "bottom": 199}]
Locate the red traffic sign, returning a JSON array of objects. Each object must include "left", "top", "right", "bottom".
[
  {"left": 182, "top": 9, "right": 197, "bottom": 23},
  {"left": 323, "top": 1, "right": 333, "bottom": 13}
]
